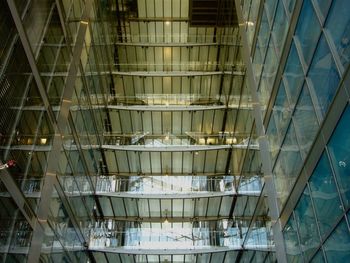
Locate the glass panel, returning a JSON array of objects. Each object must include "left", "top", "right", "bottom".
[
  {"left": 295, "top": 0, "right": 321, "bottom": 66},
  {"left": 264, "top": 0, "right": 278, "bottom": 27},
  {"left": 324, "top": 218, "right": 350, "bottom": 261},
  {"left": 294, "top": 187, "right": 320, "bottom": 260},
  {"left": 272, "top": 0, "right": 289, "bottom": 56},
  {"left": 327, "top": 106, "right": 350, "bottom": 209},
  {"left": 274, "top": 122, "right": 302, "bottom": 207},
  {"left": 285, "top": 0, "right": 296, "bottom": 15},
  {"left": 283, "top": 214, "right": 303, "bottom": 262},
  {"left": 314, "top": 0, "right": 332, "bottom": 20},
  {"left": 311, "top": 249, "right": 326, "bottom": 263},
  {"left": 308, "top": 34, "right": 340, "bottom": 118},
  {"left": 254, "top": 10, "right": 269, "bottom": 83},
  {"left": 293, "top": 83, "right": 319, "bottom": 157},
  {"left": 283, "top": 41, "right": 304, "bottom": 108},
  {"left": 325, "top": 0, "right": 350, "bottom": 69},
  {"left": 309, "top": 152, "right": 343, "bottom": 238},
  {"left": 271, "top": 80, "right": 291, "bottom": 143}
]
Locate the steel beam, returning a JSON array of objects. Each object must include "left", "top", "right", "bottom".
[
  {"left": 89, "top": 246, "right": 273, "bottom": 255},
  {"left": 96, "top": 192, "right": 236, "bottom": 199}
]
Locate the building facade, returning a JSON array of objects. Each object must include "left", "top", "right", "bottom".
[{"left": 0, "top": 0, "right": 349, "bottom": 262}]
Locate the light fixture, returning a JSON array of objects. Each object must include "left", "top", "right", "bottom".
[
  {"left": 232, "top": 137, "right": 237, "bottom": 144},
  {"left": 165, "top": 134, "right": 169, "bottom": 140},
  {"left": 40, "top": 138, "right": 47, "bottom": 145},
  {"left": 164, "top": 209, "right": 170, "bottom": 226},
  {"left": 165, "top": 21, "right": 170, "bottom": 26},
  {"left": 246, "top": 21, "right": 254, "bottom": 26}
]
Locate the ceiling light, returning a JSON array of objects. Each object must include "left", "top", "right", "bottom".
[
  {"left": 165, "top": 21, "right": 170, "bottom": 25},
  {"left": 246, "top": 21, "right": 254, "bottom": 26},
  {"left": 40, "top": 138, "right": 47, "bottom": 145}
]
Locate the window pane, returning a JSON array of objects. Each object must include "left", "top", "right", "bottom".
[
  {"left": 324, "top": 218, "right": 350, "bottom": 262},
  {"left": 314, "top": 0, "right": 332, "bottom": 20},
  {"left": 325, "top": 0, "right": 350, "bottom": 69},
  {"left": 308, "top": 34, "right": 340, "bottom": 118},
  {"left": 293, "top": 83, "right": 319, "bottom": 157},
  {"left": 274, "top": 122, "right": 302, "bottom": 207},
  {"left": 294, "top": 187, "right": 320, "bottom": 260},
  {"left": 283, "top": 41, "right": 304, "bottom": 108},
  {"left": 283, "top": 214, "right": 303, "bottom": 262},
  {"left": 272, "top": 82, "right": 291, "bottom": 141},
  {"left": 327, "top": 106, "right": 350, "bottom": 209},
  {"left": 309, "top": 152, "right": 343, "bottom": 237},
  {"left": 272, "top": 0, "right": 289, "bottom": 57},
  {"left": 285, "top": 0, "right": 296, "bottom": 15},
  {"left": 295, "top": 0, "right": 321, "bottom": 66},
  {"left": 310, "top": 249, "right": 326, "bottom": 263}
]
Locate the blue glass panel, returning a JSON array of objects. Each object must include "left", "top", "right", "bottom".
[
  {"left": 272, "top": 81, "right": 291, "bottom": 141},
  {"left": 310, "top": 249, "right": 326, "bottom": 263},
  {"left": 324, "top": 218, "right": 350, "bottom": 261},
  {"left": 284, "top": 0, "right": 296, "bottom": 15},
  {"left": 325, "top": 0, "right": 350, "bottom": 69},
  {"left": 264, "top": 0, "right": 278, "bottom": 28},
  {"left": 327, "top": 105, "right": 350, "bottom": 209},
  {"left": 309, "top": 152, "right": 343, "bottom": 238},
  {"left": 283, "top": 41, "right": 304, "bottom": 108},
  {"left": 314, "top": 0, "right": 332, "bottom": 21},
  {"left": 283, "top": 214, "right": 303, "bottom": 263},
  {"left": 308, "top": 34, "right": 340, "bottom": 118},
  {"left": 274, "top": 122, "right": 302, "bottom": 207},
  {"left": 295, "top": 0, "right": 321, "bottom": 66},
  {"left": 293, "top": 83, "right": 319, "bottom": 157},
  {"left": 272, "top": 0, "right": 289, "bottom": 57},
  {"left": 294, "top": 187, "right": 320, "bottom": 260},
  {"left": 261, "top": 39, "right": 278, "bottom": 89}
]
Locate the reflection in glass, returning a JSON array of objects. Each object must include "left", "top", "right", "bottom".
[
  {"left": 324, "top": 218, "right": 350, "bottom": 262},
  {"left": 283, "top": 214, "right": 303, "bottom": 263},
  {"left": 308, "top": 34, "right": 340, "bottom": 118},
  {"left": 295, "top": 0, "right": 321, "bottom": 66},
  {"left": 325, "top": 0, "right": 350, "bottom": 70},
  {"left": 294, "top": 187, "right": 320, "bottom": 261},
  {"left": 293, "top": 83, "right": 319, "bottom": 158},
  {"left": 327, "top": 106, "right": 350, "bottom": 209},
  {"left": 309, "top": 152, "right": 343, "bottom": 238}
]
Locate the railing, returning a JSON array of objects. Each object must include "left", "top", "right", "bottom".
[
  {"left": 0, "top": 178, "right": 43, "bottom": 195},
  {"left": 88, "top": 226, "right": 273, "bottom": 251},
  {"left": 59, "top": 175, "right": 262, "bottom": 196},
  {"left": 100, "top": 133, "right": 258, "bottom": 147}
]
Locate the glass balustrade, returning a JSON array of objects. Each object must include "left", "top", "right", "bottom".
[
  {"left": 59, "top": 175, "right": 262, "bottom": 195},
  {"left": 87, "top": 220, "right": 273, "bottom": 251}
]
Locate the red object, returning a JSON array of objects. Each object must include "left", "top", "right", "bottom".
[{"left": 6, "top": 160, "right": 16, "bottom": 168}]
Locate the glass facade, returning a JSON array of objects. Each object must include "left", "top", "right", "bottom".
[
  {"left": 0, "top": 0, "right": 349, "bottom": 262},
  {"left": 240, "top": 0, "right": 350, "bottom": 262}
]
